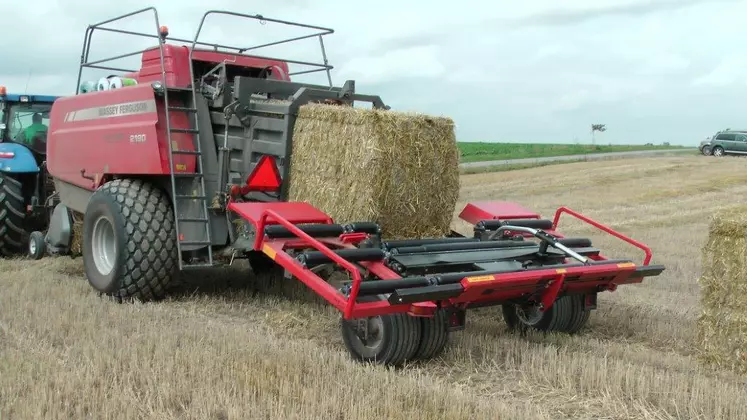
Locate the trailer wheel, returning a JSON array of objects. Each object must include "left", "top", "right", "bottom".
[
  {"left": 82, "top": 179, "right": 178, "bottom": 302},
  {"left": 502, "top": 294, "right": 588, "bottom": 334},
  {"left": 562, "top": 294, "right": 591, "bottom": 333},
  {"left": 27, "top": 231, "right": 46, "bottom": 260},
  {"left": 341, "top": 307, "right": 422, "bottom": 366},
  {"left": 0, "top": 172, "right": 28, "bottom": 256},
  {"left": 413, "top": 309, "right": 450, "bottom": 360}
]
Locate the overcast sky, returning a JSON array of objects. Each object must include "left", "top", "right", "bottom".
[{"left": 2, "top": 0, "right": 745, "bottom": 146}]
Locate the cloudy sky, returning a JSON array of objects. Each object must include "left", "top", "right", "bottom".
[{"left": 2, "top": 0, "right": 745, "bottom": 145}]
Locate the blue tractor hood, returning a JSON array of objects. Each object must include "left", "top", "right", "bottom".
[{"left": 0, "top": 142, "right": 39, "bottom": 173}]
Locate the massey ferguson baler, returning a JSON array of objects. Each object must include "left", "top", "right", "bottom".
[{"left": 39, "top": 8, "right": 664, "bottom": 365}]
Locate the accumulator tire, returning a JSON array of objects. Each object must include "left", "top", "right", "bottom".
[
  {"left": 82, "top": 178, "right": 178, "bottom": 302},
  {"left": 341, "top": 298, "right": 423, "bottom": 366},
  {"left": 413, "top": 309, "right": 450, "bottom": 360},
  {"left": 502, "top": 294, "right": 591, "bottom": 334},
  {"left": 0, "top": 172, "right": 28, "bottom": 256}
]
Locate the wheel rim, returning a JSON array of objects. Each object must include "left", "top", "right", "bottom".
[
  {"left": 344, "top": 316, "right": 385, "bottom": 357},
  {"left": 515, "top": 304, "right": 543, "bottom": 326},
  {"left": 29, "top": 239, "right": 36, "bottom": 255},
  {"left": 715, "top": 148, "right": 723, "bottom": 156},
  {"left": 91, "top": 216, "right": 117, "bottom": 275}
]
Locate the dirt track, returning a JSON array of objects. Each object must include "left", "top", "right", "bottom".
[{"left": 2, "top": 155, "right": 747, "bottom": 419}]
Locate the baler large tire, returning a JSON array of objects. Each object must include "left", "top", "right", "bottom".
[
  {"left": 341, "top": 309, "right": 422, "bottom": 366},
  {"left": 502, "top": 294, "right": 589, "bottom": 334},
  {"left": 82, "top": 179, "right": 178, "bottom": 302},
  {"left": 0, "top": 173, "right": 28, "bottom": 256},
  {"left": 413, "top": 309, "right": 450, "bottom": 360}
]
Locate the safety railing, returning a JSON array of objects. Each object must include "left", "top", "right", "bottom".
[
  {"left": 75, "top": 7, "right": 336, "bottom": 94},
  {"left": 551, "top": 206, "right": 653, "bottom": 266}
]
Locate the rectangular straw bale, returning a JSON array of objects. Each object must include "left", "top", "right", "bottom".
[
  {"left": 287, "top": 103, "right": 460, "bottom": 239},
  {"left": 696, "top": 205, "right": 747, "bottom": 375}
]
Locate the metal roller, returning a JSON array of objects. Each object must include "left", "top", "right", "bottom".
[
  {"left": 264, "top": 223, "right": 345, "bottom": 239},
  {"left": 476, "top": 218, "right": 554, "bottom": 231},
  {"left": 382, "top": 237, "right": 478, "bottom": 250},
  {"left": 390, "top": 239, "right": 532, "bottom": 255},
  {"left": 556, "top": 237, "right": 592, "bottom": 248},
  {"left": 344, "top": 222, "right": 381, "bottom": 235},
  {"left": 297, "top": 248, "right": 387, "bottom": 267}
]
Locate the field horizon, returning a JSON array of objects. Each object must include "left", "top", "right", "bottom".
[{"left": 457, "top": 140, "right": 691, "bottom": 163}]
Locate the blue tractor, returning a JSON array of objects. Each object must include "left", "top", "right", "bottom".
[{"left": 0, "top": 87, "right": 59, "bottom": 257}]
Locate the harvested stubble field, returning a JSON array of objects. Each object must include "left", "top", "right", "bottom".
[{"left": 2, "top": 154, "right": 747, "bottom": 420}]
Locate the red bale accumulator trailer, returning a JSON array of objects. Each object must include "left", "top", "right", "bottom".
[{"left": 37, "top": 8, "right": 665, "bottom": 365}]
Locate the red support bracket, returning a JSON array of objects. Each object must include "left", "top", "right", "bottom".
[
  {"left": 339, "top": 232, "right": 368, "bottom": 244},
  {"left": 539, "top": 272, "right": 566, "bottom": 312}
]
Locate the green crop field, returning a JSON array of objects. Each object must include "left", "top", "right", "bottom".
[{"left": 458, "top": 142, "right": 686, "bottom": 163}]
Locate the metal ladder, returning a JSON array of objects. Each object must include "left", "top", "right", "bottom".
[{"left": 163, "top": 83, "right": 214, "bottom": 270}]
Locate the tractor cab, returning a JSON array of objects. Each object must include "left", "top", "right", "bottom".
[
  {"left": 0, "top": 86, "right": 60, "bottom": 257},
  {"left": 0, "top": 87, "right": 58, "bottom": 167}
]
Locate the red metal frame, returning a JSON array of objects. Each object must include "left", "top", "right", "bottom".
[
  {"left": 552, "top": 206, "right": 653, "bottom": 266},
  {"left": 228, "top": 201, "right": 659, "bottom": 320},
  {"left": 228, "top": 202, "right": 434, "bottom": 319}
]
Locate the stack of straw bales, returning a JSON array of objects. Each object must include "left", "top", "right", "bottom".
[
  {"left": 697, "top": 205, "right": 747, "bottom": 375},
  {"left": 287, "top": 103, "right": 461, "bottom": 240}
]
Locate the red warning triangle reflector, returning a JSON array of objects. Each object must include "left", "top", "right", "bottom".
[{"left": 246, "top": 155, "right": 282, "bottom": 192}]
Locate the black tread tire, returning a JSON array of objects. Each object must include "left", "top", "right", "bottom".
[
  {"left": 82, "top": 178, "right": 177, "bottom": 302},
  {"left": 341, "top": 310, "right": 422, "bottom": 366},
  {"left": 563, "top": 294, "right": 591, "bottom": 333},
  {"left": 502, "top": 294, "right": 589, "bottom": 334},
  {"left": 413, "top": 309, "right": 450, "bottom": 360},
  {"left": 0, "top": 173, "right": 27, "bottom": 256},
  {"left": 247, "top": 250, "right": 284, "bottom": 295},
  {"left": 28, "top": 230, "right": 46, "bottom": 260}
]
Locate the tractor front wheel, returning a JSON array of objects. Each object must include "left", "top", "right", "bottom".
[
  {"left": 82, "top": 178, "right": 178, "bottom": 302},
  {"left": 502, "top": 294, "right": 591, "bottom": 334},
  {"left": 0, "top": 172, "right": 28, "bottom": 256}
]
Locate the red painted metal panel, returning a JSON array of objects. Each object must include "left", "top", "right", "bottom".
[
  {"left": 453, "top": 263, "right": 638, "bottom": 304},
  {"left": 459, "top": 201, "right": 541, "bottom": 225},
  {"left": 136, "top": 44, "right": 292, "bottom": 88},
  {"left": 228, "top": 201, "right": 332, "bottom": 228},
  {"left": 47, "top": 83, "right": 194, "bottom": 190},
  {"left": 138, "top": 45, "right": 192, "bottom": 87}
]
